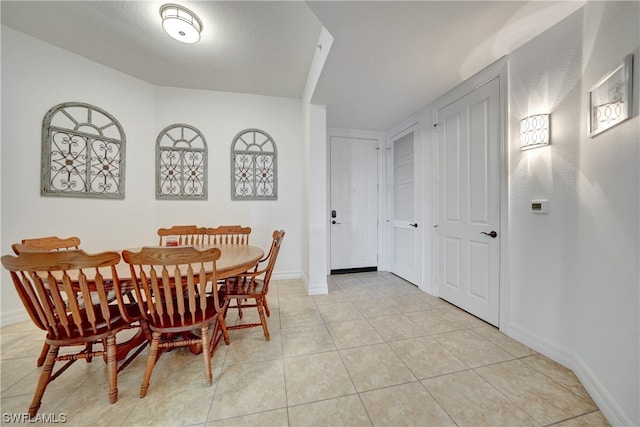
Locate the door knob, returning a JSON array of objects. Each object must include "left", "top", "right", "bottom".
[
  {"left": 481, "top": 231, "right": 498, "bottom": 238},
  {"left": 410, "top": 223, "right": 418, "bottom": 228},
  {"left": 332, "top": 220, "right": 341, "bottom": 225}
]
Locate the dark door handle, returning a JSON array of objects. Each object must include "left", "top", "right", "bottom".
[
  {"left": 481, "top": 231, "right": 498, "bottom": 238},
  {"left": 332, "top": 220, "right": 341, "bottom": 225},
  {"left": 410, "top": 223, "right": 418, "bottom": 228}
]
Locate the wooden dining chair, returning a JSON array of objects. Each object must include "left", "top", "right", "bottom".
[
  {"left": 223, "top": 230, "right": 285, "bottom": 341},
  {"left": 205, "top": 225, "right": 253, "bottom": 315},
  {"left": 12, "top": 236, "right": 82, "bottom": 367},
  {"left": 205, "top": 225, "right": 252, "bottom": 245},
  {"left": 1, "top": 250, "right": 138, "bottom": 417},
  {"left": 121, "top": 246, "right": 229, "bottom": 398},
  {"left": 12, "top": 235, "right": 81, "bottom": 255},
  {"left": 157, "top": 225, "right": 207, "bottom": 246}
]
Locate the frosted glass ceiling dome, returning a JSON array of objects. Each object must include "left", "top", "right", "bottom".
[{"left": 160, "top": 4, "right": 203, "bottom": 44}]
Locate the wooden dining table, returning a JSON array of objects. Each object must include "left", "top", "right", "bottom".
[{"left": 115, "top": 243, "right": 265, "bottom": 281}]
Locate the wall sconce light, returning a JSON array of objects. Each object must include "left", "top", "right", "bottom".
[
  {"left": 520, "top": 114, "right": 550, "bottom": 150},
  {"left": 160, "top": 4, "right": 202, "bottom": 44}
]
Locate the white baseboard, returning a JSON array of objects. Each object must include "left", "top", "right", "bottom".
[
  {"left": 271, "top": 270, "right": 303, "bottom": 281},
  {"left": 301, "top": 273, "right": 309, "bottom": 291},
  {"left": 502, "top": 321, "right": 634, "bottom": 426},
  {"left": 284, "top": 270, "right": 327, "bottom": 295},
  {"left": 272, "top": 270, "right": 329, "bottom": 294},
  {"left": 572, "top": 355, "right": 635, "bottom": 427},
  {"left": 502, "top": 322, "right": 574, "bottom": 367},
  {"left": 1, "top": 308, "right": 29, "bottom": 327},
  {"left": 307, "top": 283, "right": 328, "bottom": 295}
]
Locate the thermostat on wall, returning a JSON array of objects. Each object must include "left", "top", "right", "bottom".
[{"left": 531, "top": 199, "right": 549, "bottom": 214}]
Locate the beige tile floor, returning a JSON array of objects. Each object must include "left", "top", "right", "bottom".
[{"left": 1, "top": 272, "right": 609, "bottom": 426}]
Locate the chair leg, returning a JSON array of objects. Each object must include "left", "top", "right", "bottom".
[
  {"left": 209, "top": 315, "right": 227, "bottom": 353},
  {"left": 140, "top": 332, "right": 161, "bottom": 398},
  {"left": 106, "top": 335, "right": 118, "bottom": 404},
  {"left": 139, "top": 318, "right": 153, "bottom": 343},
  {"left": 238, "top": 302, "right": 244, "bottom": 319},
  {"left": 222, "top": 300, "right": 230, "bottom": 318},
  {"left": 235, "top": 280, "right": 246, "bottom": 319},
  {"left": 263, "top": 296, "right": 271, "bottom": 317},
  {"left": 29, "top": 344, "right": 59, "bottom": 417},
  {"left": 86, "top": 341, "right": 94, "bottom": 363},
  {"left": 200, "top": 324, "right": 213, "bottom": 386},
  {"left": 36, "top": 342, "right": 50, "bottom": 367},
  {"left": 218, "top": 312, "right": 230, "bottom": 345},
  {"left": 256, "top": 298, "right": 270, "bottom": 341}
]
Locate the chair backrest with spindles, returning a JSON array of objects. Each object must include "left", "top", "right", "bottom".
[
  {"left": 0, "top": 250, "right": 129, "bottom": 338},
  {"left": 260, "top": 230, "right": 285, "bottom": 293},
  {"left": 122, "top": 246, "right": 223, "bottom": 329},
  {"left": 157, "top": 225, "right": 207, "bottom": 246},
  {"left": 205, "top": 225, "right": 251, "bottom": 245},
  {"left": 12, "top": 236, "right": 81, "bottom": 255}
]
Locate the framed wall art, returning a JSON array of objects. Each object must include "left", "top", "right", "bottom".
[
  {"left": 588, "top": 54, "right": 634, "bottom": 137},
  {"left": 41, "top": 102, "right": 126, "bottom": 199},
  {"left": 156, "top": 123, "right": 208, "bottom": 200},
  {"left": 231, "top": 128, "right": 277, "bottom": 201}
]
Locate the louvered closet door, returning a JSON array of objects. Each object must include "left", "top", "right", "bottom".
[{"left": 390, "top": 129, "right": 420, "bottom": 284}]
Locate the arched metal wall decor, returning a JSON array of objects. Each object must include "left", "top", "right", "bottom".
[
  {"left": 156, "top": 123, "right": 208, "bottom": 200},
  {"left": 231, "top": 128, "right": 277, "bottom": 200},
  {"left": 41, "top": 102, "right": 126, "bottom": 198}
]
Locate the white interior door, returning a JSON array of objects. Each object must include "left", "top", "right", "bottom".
[
  {"left": 390, "top": 129, "right": 420, "bottom": 284},
  {"left": 330, "top": 136, "right": 378, "bottom": 271},
  {"left": 436, "top": 77, "right": 501, "bottom": 326}
]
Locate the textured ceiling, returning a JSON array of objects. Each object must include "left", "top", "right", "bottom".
[
  {"left": 1, "top": 1, "right": 322, "bottom": 98},
  {"left": 1, "top": 1, "right": 585, "bottom": 131},
  {"left": 308, "top": 0, "right": 586, "bottom": 131}
]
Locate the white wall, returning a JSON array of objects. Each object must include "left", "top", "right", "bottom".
[
  {"left": 389, "top": 2, "right": 638, "bottom": 425},
  {"left": 153, "top": 86, "right": 304, "bottom": 276},
  {"left": 301, "top": 26, "right": 333, "bottom": 294},
  {"left": 507, "top": 5, "right": 584, "bottom": 357},
  {"left": 507, "top": 3, "right": 638, "bottom": 425},
  {"left": 573, "top": 2, "right": 638, "bottom": 424},
  {"left": 306, "top": 103, "right": 328, "bottom": 294},
  {"left": 1, "top": 27, "right": 305, "bottom": 324}
]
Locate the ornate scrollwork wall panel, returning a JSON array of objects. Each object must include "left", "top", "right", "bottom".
[
  {"left": 41, "top": 102, "right": 126, "bottom": 198},
  {"left": 156, "top": 123, "right": 207, "bottom": 200},
  {"left": 231, "top": 128, "right": 277, "bottom": 200}
]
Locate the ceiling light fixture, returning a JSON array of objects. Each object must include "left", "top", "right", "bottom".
[{"left": 160, "top": 3, "right": 202, "bottom": 44}]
